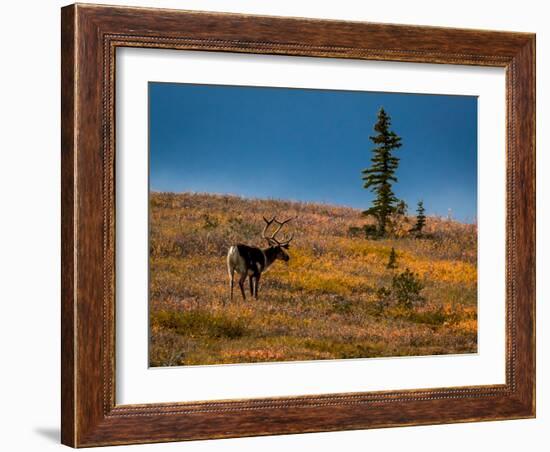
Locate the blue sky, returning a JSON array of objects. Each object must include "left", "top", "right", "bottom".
[{"left": 149, "top": 82, "right": 477, "bottom": 222}]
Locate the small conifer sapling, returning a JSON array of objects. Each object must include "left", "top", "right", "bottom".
[
  {"left": 412, "top": 200, "right": 426, "bottom": 235},
  {"left": 387, "top": 247, "right": 398, "bottom": 269}
]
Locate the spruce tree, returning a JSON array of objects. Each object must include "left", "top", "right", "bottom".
[
  {"left": 412, "top": 200, "right": 426, "bottom": 234},
  {"left": 387, "top": 247, "right": 398, "bottom": 269},
  {"left": 395, "top": 200, "right": 408, "bottom": 216},
  {"left": 362, "top": 108, "right": 403, "bottom": 235}
]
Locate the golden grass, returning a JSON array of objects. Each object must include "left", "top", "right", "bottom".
[{"left": 149, "top": 192, "right": 477, "bottom": 366}]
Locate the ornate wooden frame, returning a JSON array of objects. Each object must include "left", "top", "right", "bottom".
[{"left": 61, "top": 3, "right": 535, "bottom": 447}]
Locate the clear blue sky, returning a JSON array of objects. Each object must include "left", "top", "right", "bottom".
[{"left": 149, "top": 82, "right": 477, "bottom": 222}]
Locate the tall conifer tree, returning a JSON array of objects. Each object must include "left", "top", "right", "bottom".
[{"left": 362, "top": 108, "right": 403, "bottom": 235}]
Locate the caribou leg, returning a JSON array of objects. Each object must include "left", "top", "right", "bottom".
[
  {"left": 238, "top": 273, "right": 247, "bottom": 300},
  {"left": 249, "top": 275, "right": 254, "bottom": 296},
  {"left": 228, "top": 268, "right": 235, "bottom": 301},
  {"left": 254, "top": 274, "right": 261, "bottom": 300}
]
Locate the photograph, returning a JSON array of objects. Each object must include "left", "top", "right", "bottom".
[
  {"left": 53, "top": 2, "right": 537, "bottom": 448},
  {"left": 148, "top": 82, "right": 479, "bottom": 367}
]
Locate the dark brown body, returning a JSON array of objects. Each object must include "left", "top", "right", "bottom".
[{"left": 227, "top": 243, "right": 289, "bottom": 300}]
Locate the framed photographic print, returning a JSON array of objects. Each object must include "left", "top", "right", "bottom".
[{"left": 61, "top": 3, "right": 535, "bottom": 447}]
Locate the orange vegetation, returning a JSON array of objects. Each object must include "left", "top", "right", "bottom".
[{"left": 149, "top": 192, "right": 477, "bottom": 366}]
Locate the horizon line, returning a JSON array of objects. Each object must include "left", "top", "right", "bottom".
[{"left": 150, "top": 189, "right": 477, "bottom": 225}]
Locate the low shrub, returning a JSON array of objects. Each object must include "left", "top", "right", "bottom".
[
  {"left": 347, "top": 225, "right": 364, "bottom": 238},
  {"left": 152, "top": 309, "right": 249, "bottom": 339},
  {"left": 375, "top": 268, "right": 425, "bottom": 312},
  {"left": 391, "top": 268, "right": 425, "bottom": 309},
  {"left": 374, "top": 286, "right": 392, "bottom": 315},
  {"left": 346, "top": 224, "right": 381, "bottom": 239},
  {"left": 363, "top": 224, "right": 380, "bottom": 239},
  {"left": 330, "top": 296, "right": 354, "bottom": 315}
]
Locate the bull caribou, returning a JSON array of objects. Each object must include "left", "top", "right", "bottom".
[{"left": 227, "top": 216, "right": 294, "bottom": 301}]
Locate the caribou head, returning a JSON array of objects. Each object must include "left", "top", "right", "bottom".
[{"left": 261, "top": 215, "right": 294, "bottom": 262}]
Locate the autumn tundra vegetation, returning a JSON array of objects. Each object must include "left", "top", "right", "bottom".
[{"left": 149, "top": 108, "right": 477, "bottom": 366}]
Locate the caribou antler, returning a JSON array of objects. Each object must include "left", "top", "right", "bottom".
[{"left": 262, "top": 216, "right": 294, "bottom": 246}]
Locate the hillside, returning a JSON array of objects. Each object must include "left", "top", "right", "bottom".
[{"left": 149, "top": 192, "right": 477, "bottom": 366}]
